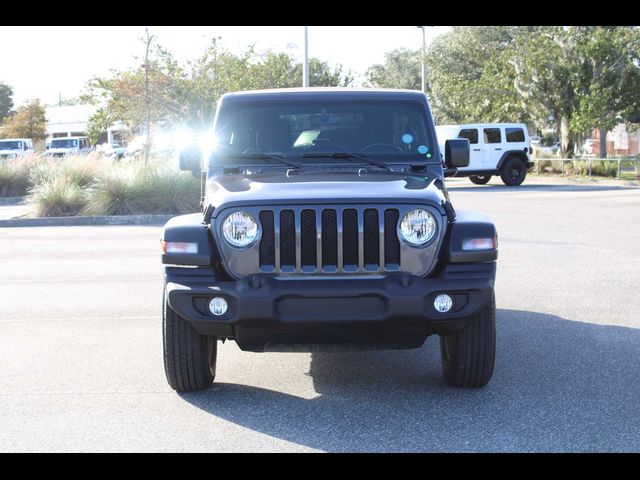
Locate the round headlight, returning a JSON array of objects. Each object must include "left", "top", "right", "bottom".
[
  {"left": 222, "top": 211, "right": 259, "bottom": 247},
  {"left": 399, "top": 208, "right": 437, "bottom": 246}
]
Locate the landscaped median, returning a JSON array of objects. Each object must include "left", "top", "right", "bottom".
[{"left": 0, "top": 154, "right": 201, "bottom": 227}]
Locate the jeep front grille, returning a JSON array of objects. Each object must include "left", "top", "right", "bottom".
[{"left": 257, "top": 207, "right": 401, "bottom": 274}]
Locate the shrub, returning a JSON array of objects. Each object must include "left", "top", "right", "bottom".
[
  {"left": 82, "top": 166, "right": 153, "bottom": 216},
  {"left": 28, "top": 175, "right": 87, "bottom": 217},
  {"left": 29, "top": 155, "right": 102, "bottom": 188},
  {"left": 82, "top": 166, "right": 200, "bottom": 216},
  {"left": 572, "top": 160, "right": 619, "bottom": 177},
  {"left": 0, "top": 159, "right": 31, "bottom": 197}
]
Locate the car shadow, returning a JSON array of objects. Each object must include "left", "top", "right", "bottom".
[
  {"left": 179, "top": 309, "right": 640, "bottom": 452},
  {"left": 446, "top": 183, "right": 637, "bottom": 193}
]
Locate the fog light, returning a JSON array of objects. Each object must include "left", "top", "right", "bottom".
[
  {"left": 209, "top": 297, "right": 228, "bottom": 316},
  {"left": 434, "top": 294, "right": 453, "bottom": 313}
]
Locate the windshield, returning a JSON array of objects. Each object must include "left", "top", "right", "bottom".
[
  {"left": 212, "top": 100, "right": 435, "bottom": 166},
  {"left": 51, "top": 139, "right": 79, "bottom": 149},
  {"left": 0, "top": 141, "right": 23, "bottom": 150}
]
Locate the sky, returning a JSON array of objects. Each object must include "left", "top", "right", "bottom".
[{"left": 0, "top": 26, "right": 451, "bottom": 107}]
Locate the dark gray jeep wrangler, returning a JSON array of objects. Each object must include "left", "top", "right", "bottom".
[{"left": 162, "top": 88, "right": 498, "bottom": 392}]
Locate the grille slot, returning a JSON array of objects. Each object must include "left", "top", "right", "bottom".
[
  {"left": 322, "top": 209, "right": 338, "bottom": 270},
  {"left": 300, "top": 209, "right": 317, "bottom": 269},
  {"left": 280, "top": 210, "right": 296, "bottom": 269},
  {"left": 257, "top": 206, "right": 402, "bottom": 274},
  {"left": 259, "top": 211, "right": 275, "bottom": 268},
  {"left": 384, "top": 209, "right": 400, "bottom": 268},
  {"left": 342, "top": 209, "right": 359, "bottom": 269},
  {"left": 363, "top": 209, "right": 380, "bottom": 268}
]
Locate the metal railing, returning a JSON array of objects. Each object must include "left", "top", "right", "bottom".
[{"left": 531, "top": 156, "right": 640, "bottom": 178}]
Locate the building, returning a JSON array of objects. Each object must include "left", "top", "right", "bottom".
[
  {"left": 45, "top": 104, "right": 128, "bottom": 146},
  {"left": 46, "top": 104, "right": 96, "bottom": 139},
  {"left": 591, "top": 123, "right": 640, "bottom": 157}
]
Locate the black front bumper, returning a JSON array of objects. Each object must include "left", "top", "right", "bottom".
[{"left": 165, "top": 263, "right": 496, "bottom": 352}]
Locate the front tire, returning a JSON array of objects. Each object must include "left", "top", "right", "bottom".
[
  {"left": 500, "top": 156, "right": 527, "bottom": 186},
  {"left": 469, "top": 175, "right": 492, "bottom": 185},
  {"left": 440, "top": 294, "right": 496, "bottom": 388},
  {"left": 163, "top": 295, "right": 217, "bottom": 392}
]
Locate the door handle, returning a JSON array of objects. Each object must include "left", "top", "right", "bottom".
[
  {"left": 472, "top": 148, "right": 481, "bottom": 151},
  {"left": 494, "top": 148, "right": 502, "bottom": 150}
]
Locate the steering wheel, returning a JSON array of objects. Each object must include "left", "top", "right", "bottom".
[{"left": 361, "top": 143, "right": 403, "bottom": 153}]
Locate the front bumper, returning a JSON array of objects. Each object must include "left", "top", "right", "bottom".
[{"left": 165, "top": 262, "right": 496, "bottom": 352}]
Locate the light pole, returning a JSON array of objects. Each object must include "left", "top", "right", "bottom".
[
  {"left": 303, "top": 26, "right": 309, "bottom": 87},
  {"left": 417, "top": 26, "right": 426, "bottom": 93}
]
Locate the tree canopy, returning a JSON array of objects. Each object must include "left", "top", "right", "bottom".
[
  {"left": 367, "top": 26, "right": 640, "bottom": 158},
  {"left": 0, "top": 99, "right": 46, "bottom": 142},
  {"left": 0, "top": 82, "right": 14, "bottom": 124},
  {"left": 85, "top": 37, "right": 353, "bottom": 136}
]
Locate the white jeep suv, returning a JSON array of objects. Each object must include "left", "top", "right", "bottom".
[
  {"left": 436, "top": 123, "right": 534, "bottom": 186},
  {"left": 0, "top": 138, "right": 34, "bottom": 159}
]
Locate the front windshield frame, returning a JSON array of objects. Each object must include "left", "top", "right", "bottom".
[{"left": 210, "top": 98, "right": 440, "bottom": 168}]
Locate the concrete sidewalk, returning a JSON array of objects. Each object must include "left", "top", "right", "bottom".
[{"left": 0, "top": 197, "right": 30, "bottom": 220}]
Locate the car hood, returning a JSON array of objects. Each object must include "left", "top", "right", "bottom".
[
  {"left": 206, "top": 170, "right": 448, "bottom": 216},
  {"left": 47, "top": 148, "right": 76, "bottom": 154}
]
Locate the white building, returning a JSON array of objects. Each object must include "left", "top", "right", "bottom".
[
  {"left": 46, "top": 104, "right": 96, "bottom": 139},
  {"left": 45, "top": 104, "right": 128, "bottom": 145}
]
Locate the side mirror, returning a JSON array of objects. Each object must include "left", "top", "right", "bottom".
[
  {"left": 444, "top": 138, "right": 470, "bottom": 168},
  {"left": 179, "top": 144, "right": 202, "bottom": 173}
]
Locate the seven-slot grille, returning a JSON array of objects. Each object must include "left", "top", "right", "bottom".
[{"left": 258, "top": 207, "right": 401, "bottom": 273}]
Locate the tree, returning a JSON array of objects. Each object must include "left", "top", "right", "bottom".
[
  {"left": 424, "top": 27, "right": 530, "bottom": 125},
  {"left": 366, "top": 48, "right": 421, "bottom": 90},
  {"left": 508, "top": 26, "right": 640, "bottom": 158},
  {"left": 86, "top": 38, "right": 353, "bottom": 134},
  {"left": 570, "top": 27, "right": 640, "bottom": 158},
  {"left": 86, "top": 107, "right": 116, "bottom": 146},
  {"left": 0, "top": 82, "right": 14, "bottom": 123},
  {"left": 0, "top": 99, "right": 46, "bottom": 142}
]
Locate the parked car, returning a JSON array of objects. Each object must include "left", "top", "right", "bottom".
[
  {"left": 44, "top": 136, "right": 92, "bottom": 157},
  {"left": 0, "top": 138, "right": 34, "bottom": 159},
  {"left": 536, "top": 141, "right": 561, "bottom": 156},
  {"left": 161, "top": 88, "right": 499, "bottom": 392},
  {"left": 100, "top": 142, "right": 127, "bottom": 160},
  {"left": 435, "top": 123, "right": 534, "bottom": 186}
]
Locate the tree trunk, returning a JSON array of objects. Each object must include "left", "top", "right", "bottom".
[
  {"left": 560, "top": 116, "right": 574, "bottom": 158},
  {"left": 599, "top": 127, "right": 607, "bottom": 158}
]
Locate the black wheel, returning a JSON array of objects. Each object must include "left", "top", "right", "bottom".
[
  {"left": 440, "top": 294, "right": 496, "bottom": 388},
  {"left": 469, "top": 175, "right": 492, "bottom": 185},
  {"left": 500, "top": 156, "right": 527, "bottom": 186},
  {"left": 163, "top": 294, "right": 217, "bottom": 392}
]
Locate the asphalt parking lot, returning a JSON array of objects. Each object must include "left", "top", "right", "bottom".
[{"left": 1, "top": 176, "right": 639, "bottom": 452}]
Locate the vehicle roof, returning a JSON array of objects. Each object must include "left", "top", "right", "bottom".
[
  {"left": 0, "top": 138, "right": 32, "bottom": 141},
  {"left": 436, "top": 123, "right": 528, "bottom": 129},
  {"left": 221, "top": 87, "right": 427, "bottom": 102}
]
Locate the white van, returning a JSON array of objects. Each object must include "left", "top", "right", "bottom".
[
  {"left": 0, "top": 138, "right": 34, "bottom": 159},
  {"left": 435, "top": 123, "right": 534, "bottom": 186},
  {"left": 45, "top": 136, "right": 92, "bottom": 157}
]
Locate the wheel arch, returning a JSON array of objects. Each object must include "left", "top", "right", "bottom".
[{"left": 496, "top": 150, "right": 529, "bottom": 170}]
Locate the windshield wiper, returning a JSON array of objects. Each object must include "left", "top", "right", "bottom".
[
  {"left": 221, "top": 152, "right": 302, "bottom": 169},
  {"left": 301, "top": 152, "right": 391, "bottom": 171}
]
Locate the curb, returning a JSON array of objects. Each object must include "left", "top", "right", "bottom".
[
  {"left": 0, "top": 214, "right": 176, "bottom": 228},
  {"left": 0, "top": 197, "right": 25, "bottom": 205}
]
